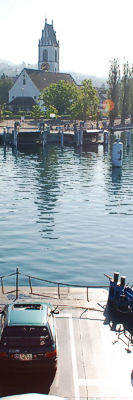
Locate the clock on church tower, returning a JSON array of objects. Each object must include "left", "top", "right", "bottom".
[{"left": 41, "top": 63, "right": 50, "bottom": 71}]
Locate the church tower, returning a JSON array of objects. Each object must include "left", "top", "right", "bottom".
[{"left": 38, "top": 19, "right": 59, "bottom": 72}]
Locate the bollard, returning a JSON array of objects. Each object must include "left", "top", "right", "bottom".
[
  {"left": 112, "top": 139, "right": 123, "bottom": 167},
  {"left": 13, "top": 129, "right": 18, "bottom": 147},
  {"left": 42, "top": 130, "right": 47, "bottom": 147},
  {"left": 77, "top": 129, "right": 80, "bottom": 146},
  {"left": 127, "top": 131, "right": 131, "bottom": 147},
  {"left": 61, "top": 129, "right": 64, "bottom": 146},
  {"left": 104, "top": 130, "right": 109, "bottom": 145},
  {"left": 79, "top": 127, "right": 83, "bottom": 145},
  {"left": 39, "top": 122, "right": 44, "bottom": 132},
  {"left": 13, "top": 122, "right": 20, "bottom": 148},
  {"left": 3, "top": 127, "right": 6, "bottom": 146}
]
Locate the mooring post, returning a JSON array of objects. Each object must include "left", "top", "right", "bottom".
[
  {"left": 127, "top": 131, "right": 131, "bottom": 147},
  {"left": 77, "top": 129, "right": 80, "bottom": 146},
  {"left": 61, "top": 128, "right": 64, "bottom": 147},
  {"left": 79, "top": 126, "right": 83, "bottom": 145},
  {"left": 16, "top": 267, "right": 19, "bottom": 299},
  {"left": 13, "top": 122, "right": 20, "bottom": 148},
  {"left": 3, "top": 127, "right": 6, "bottom": 147},
  {"left": 74, "top": 124, "right": 77, "bottom": 145},
  {"left": 104, "top": 130, "right": 108, "bottom": 145},
  {"left": 42, "top": 130, "right": 47, "bottom": 147}
]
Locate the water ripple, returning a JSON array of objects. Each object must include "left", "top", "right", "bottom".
[{"left": 0, "top": 137, "right": 133, "bottom": 285}]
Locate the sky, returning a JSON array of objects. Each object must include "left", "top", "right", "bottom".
[{"left": 0, "top": 0, "right": 133, "bottom": 77}]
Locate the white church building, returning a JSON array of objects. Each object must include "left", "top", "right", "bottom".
[{"left": 9, "top": 19, "right": 75, "bottom": 112}]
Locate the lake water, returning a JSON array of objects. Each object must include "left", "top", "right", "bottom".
[{"left": 0, "top": 131, "right": 133, "bottom": 287}]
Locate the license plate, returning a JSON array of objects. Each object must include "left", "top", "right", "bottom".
[{"left": 15, "top": 354, "right": 32, "bottom": 361}]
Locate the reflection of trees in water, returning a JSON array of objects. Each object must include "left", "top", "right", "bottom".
[
  {"left": 34, "top": 146, "right": 60, "bottom": 239},
  {"left": 12, "top": 145, "right": 60, "bottom": 239}
]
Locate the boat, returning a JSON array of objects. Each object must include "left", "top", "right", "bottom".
[
  {"left": 105, "top": 272, "right": 133, "bottom": 315},
  {"left": 83, "top": 128, "right": 109, "bottom": 145}
]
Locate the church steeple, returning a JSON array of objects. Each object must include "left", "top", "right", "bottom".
[{"left": 38, "top": 20, "right": 59, "bottom": 72}]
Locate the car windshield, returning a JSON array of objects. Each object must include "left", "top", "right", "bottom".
[{"left": 3, "top": 326, "right": 50, "bottom": 338}]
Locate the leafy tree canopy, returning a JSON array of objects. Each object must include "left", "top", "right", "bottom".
[
  {"left": 107, "top": 58, "right": 121, "bottom": 125},
  {"left": 0, "top": 76, "right": 13, "bottom": 105},
  {"left": 31, "top": 105, "right": 44, "bottom": 121},
  {"left": 40, "top": 79, "right": 98, "bottom": 121},
  {"left": 44, "top": 105, "right": 58, "bottom": 119},
  {"left": 40, "top": 80, "right": 78, "bottom": 116}
]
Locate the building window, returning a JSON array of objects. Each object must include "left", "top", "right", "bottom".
[
  {"left": 23, "top": 79, "right": 26, "bottom": 85},
  {"left": 43, "top": 49, "right": 48, "bottom": 62},
  {"left": 55, "top": 50, "right": 57, "bottom": 62}
]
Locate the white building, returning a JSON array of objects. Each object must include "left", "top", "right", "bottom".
[
  {"left": 38, "top": 19, "right": 59, "bottom": 72},
  {"left": 9, "top": 19, "right": 76, "bottom": 111},
  {"left": 9, "top": 68, "right": 75, "bottom": 111}
]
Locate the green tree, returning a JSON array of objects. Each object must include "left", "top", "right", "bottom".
[
  {"left": 44, "top": 105, "right": 58, "bottom": 119},
  {"left": 0, "top": 104, "right": 5, "bottom": 120},
  {"left": 0, "top": 76, "right": 13, "bottom": 104},
  {"left": 70, "top": 80, "right": 98, "bottom": 121},
  {"left": 40, "top": 79, "right": 98, "bottom": 121},
  {"left": 108, "top": 58, "right": 120, "bottom": 126},
  {"left": 31, "top": 105, "right": 44, "bottom": 121},
  {"left": 81, "top": 80, "right": 98, "bottom": 121},
  {"left": 128, "top": 75, "right": 133, "bottom": 124},
  {"left": 120, "top": 61, "right": 131, "bottom": 125},
  {"left": 40, "top": 80, "right": 79, "bottom": 115}
]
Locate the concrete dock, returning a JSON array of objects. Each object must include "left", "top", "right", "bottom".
[{"left": 0, "top": 286, "right": 133, "bottom": 399}]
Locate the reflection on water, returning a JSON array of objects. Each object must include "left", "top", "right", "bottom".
[
  {"left": 1, "top": 133, "right": 133, "bottom": 286},
  {"left": 112, "top": 167, "right": 122, "bottom": 186}
]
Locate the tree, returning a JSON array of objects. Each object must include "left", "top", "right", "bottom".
[
  {"left": 70, "top": 80, "right": 98, "bottom": 121},
  {"left": 0, "top": 76, "right": 13, "bottom": 104},
  {"left": 40, "top": 80, "right": 79, "bottom": 116},
  {"left": 108, "top": 58, "right": 120, "bottom": 126},
  {"left": 40, "top": 79, "right": 98, "bottom": 121},
  {"left": 81, "top": 80, "right": 98, "bottom": 121},
  {"left": 128, "top": 74, "right": 133, "bottom": 124},
  {"left": 44, "top": 105, "right": 58, "bottom": 119},
  {"left": 0, "top": 104, "right": 5, "bottom": 120},
  {"left": 31, "top": 105, "right": 44, "bottom": 121},
  {"left": 120, "top": 61, "right": 131, "bottom": 125}
]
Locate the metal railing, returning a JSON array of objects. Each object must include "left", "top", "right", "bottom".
[{"left": 0, "top": 268, "right": 109, "bottom": 301}]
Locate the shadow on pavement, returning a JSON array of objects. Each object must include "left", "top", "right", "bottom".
[{"left": 0, "top": 368, "right": 56, "bottom": 397}]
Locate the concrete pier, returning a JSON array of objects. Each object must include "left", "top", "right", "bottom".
[{"left": 0, "top": 286, "right": 133, "bottom": 399}]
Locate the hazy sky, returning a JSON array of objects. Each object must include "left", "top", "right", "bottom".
[{"left": 0, "top": 0, "right": 133, "bottom": 77}]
